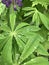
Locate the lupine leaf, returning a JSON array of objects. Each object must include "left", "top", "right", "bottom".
[
  {"left": 0, "top": 37, "right": 9, "bottom": 51},
  {"left": 24, "top": 11, "right": 34, "bottom": 17},
  {"left": 10, "top": 12, "right": 16, "bottom": 31},
  {"left": 33, "top": 11, "right": 40, "bottom": 26},
  {"left": 43, "top": 41, "right": 49, "bottom": 51},
  {"left": 17, "top": 25, "right": 40, "bottom": 35},
  {"left": 15, "top": 22, "right": 29, "bottom": 31},
  {"left": 22, "top": 7, "right": 35, "bottom": 11},
  {"left": 31, "top": 0, "right": 49, "bottom": 9},
  {"left": 36, "top": 44, "right": 49, "bottom": 56},
  {"left": 22, "top": 57, "right": 49, "bottom": 65},
  {"left": 2, "top": 36, "right": 12, "bottom": 63},
  {"left": 39, "top": 12, "right": 49, "bottom": 30},
  {"left": 0, "top": 34, "right": 5, "bottom": 39},
  {"left": 15, "top": 36, "right": 25, "bottom": 53},
  {"left": 0, "top": 24, "right": 11, "bottom": 32},
  {"left": 0, "top": 3, "right": 5, "bottom": 15},
  {"left": 19, "top": 34, "right": 40, "bottom": 63}
]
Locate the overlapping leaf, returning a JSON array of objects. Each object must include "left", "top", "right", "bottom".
[
  {"left": 38, "top": 12, "right": 49, "bottom": 30},
  {"left": 36, "top": 44, "right": 49, "bottom": 56},
  {"left": 2, "top": 36, "right": 12, "bottom": 64},
  {"left": 18, "top": 34, "right": 42, "bottom": 63},
  {"left": 22, "top": 57, "right": 49, "bottom": 65},
  {"left": 31, "top": 0, "right": 49, "bottom": 9}
]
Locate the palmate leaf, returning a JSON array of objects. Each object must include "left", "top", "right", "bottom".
[
  {"left": 0, "top": 20, "right": 41, "bottom": 65},
  {"left": 18, "top": 34, "right": 41, "bottom": 64},
  {"left": 14, "top": 23, "right": 41, "bottom": 53},
  {"left": 15, "top": 23, "right": 39, "bottom": 53},
  {"left": 22, "top": 57, "right": 49, "bottom": 65},
  {"left": 23, "top": 7, "right": 49, "bottom": 29},
  {"left": 2, "top": 36, "right": 12, "bottom": 64},
  {"left": 16, "top": 25, "right": 40, "bottom": 35},
  {"left": 22, "top": 7, "right": 35, "bottom": 17},
  {"left": 0, "top": 0, "right": 49, "bottom": 65},
  {"left": 0, "top": 7, "right": 48, "bottom": 65},
  {"left": 31, "top": 0, "right": 49, "bottom": 9},
  {"left": 32, "top": 9, "right": 49, "bottom": 29}
]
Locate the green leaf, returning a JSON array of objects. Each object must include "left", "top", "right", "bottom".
[
  {"left": 0, "top": 3, "right": 5, "bottom": 15},
  {"left": 23, "top": 7, "right": 35, "bottom": 17},
  {"left": 24, "top": 11, "right": 34, "bottom": 17},
  {"left": 22, "top": 7, "right": 35, "bottom": 11},
  {"left": 19, "top": 34, "right": 40, "bottom": 63},
  {"left": 10, "top": 12, "right": 16, "bottom": 31},
  {"left": 36, "top": 44, "right": 49, "bottom": 56},
  {"left": 33, "top": 11, "right": 40, "bottom": 26},
  {"left": 18, "top": 35, "right": 27, "bottom": 44},
  {"left": 22, "top": 57, "right": 49, "bottom": 65},
  {"left": 15, "top": 22, "right": 29, "bottom": 31},
  {"left": 0, "top": 34, "right": 5, "bottom": 39},
  {"left": 42, "top": 40, "right": 49, "bottom": 50},
  {"left": 31, "top": 0, "right": 49, "bottom": 9},
  {"left": 16, "top": 25, "right": 40, "bottom": 35},
  {"left": 38, "top": 26, "right": 48, "bottom": 40},
  {"left": 0, "top": 24, "right": 11, "bottom": 32},
  {"left": 39, "top": 12, "right": 49, "bottom": 30},
  {"left": 15, "top": 36, "right": 25, "bottom": 53},
  {"left": 2, "top": 36, "right": 12, "bottom": 63},
  {"left": 0, "top": 37, "right": 9, "bottom": 51}
]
